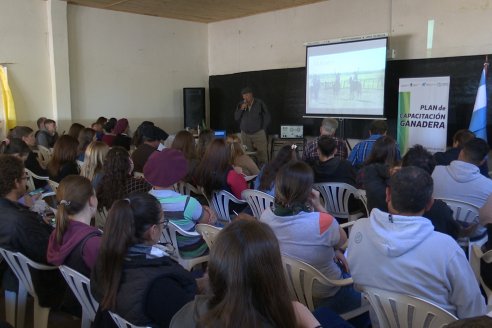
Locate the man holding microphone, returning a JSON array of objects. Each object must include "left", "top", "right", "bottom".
[{"left": 234, "top": 87, "right": 271, "bottom": 165}]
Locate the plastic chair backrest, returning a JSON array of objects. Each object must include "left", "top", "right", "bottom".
[
  {"left": 281, "top": 254, "right": 353, "bottom": 311},
  {"left": 48, "top": 180, "right": 59, "bottom": 192},
  {"left": 436, "top": 198, "right": 479, "bottom": 226},
  {"left": 211, "top": 190, "right": 246, "bottom": 223},
  {"left": 173, "top": 181, "right": 201, "bottom": 196},
  {"left": 313, "top": 182, "right": 364, "bottom": 219},
  {"left": 109, "top": 311, "right": 151, "bottom": 328},
  {"left": 361, "top": 286, "right": 458, "bottom": 328},
  {"left": 95, "top": 207, "right": 109, "bottom": 229},
  {"left": 37, "top": 145, "right": 52, "bottom": 166},
  {"left": 470, "top": 246, "right": 492, "bottom": 309},
  {"left": 195, "top": 224, "right": 222, "bottom": 249},
  {"left": 241, "top": 189, "right": 274, "bottom": 219},
  {"left": 133, "top": 171, "right": 144, "bottom": 179},
  {"left": 160, "top": 221, "right": 209, "bottom": 271},
  {"left": 25, "top": 168, "right": 49, "bottom": 192},
  {"left": 59, "top": 265, "right": 98, "bottom": 327}
]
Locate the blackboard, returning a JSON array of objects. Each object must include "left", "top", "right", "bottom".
[{"left": 209, "top": 54, "right": 492, "bottom": 145}]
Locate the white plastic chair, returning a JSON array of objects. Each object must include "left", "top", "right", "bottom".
[
  {"left": 195, "top": 224, "right": 222, "bottom": 249},
  {"left": 210, "top": 190, "right": 247, "bottom": 223},
  {"left": 59, "top": 265, "right": 99, "bottom": 328},
  {"left": 95, "top": 207, "right": 109, "bottom": 229},
  {"left": 133, "top": 171, "right": 144, "bottom": 178},
  {"left": 160, "top": 221, "right": 209, "bottom": 271},
  {"left": 313, "top": 183, "right": 367, "bottom": 222},
  {"left": 241, "top": 189, "right": 274, "bottom": 219},
  {"left": 0, "top": 248, "right": 58, "bottom": 328},
  {"left": 25, "top": 168, "right": 49, "bottom": 192},
  {"left": 281, "top": 254, "right": 369, "bottom": 320},
  {"left": 470, "top": 245, "right": 492, "bottom": 311},
  {"left": 173, "top": 181, "right": 202, "bottom": 196},
  {"left": 361, "top": 286, "right": 458, "bottom": 328},
  {"left": 437, "top": 198, "right": 485, "bottom": 257},
  {"left": 109, "top": 311, "right": 151, "bottom": 328},
  {"left": 48, "top": 179, "right": 59, "bottom": 192}
]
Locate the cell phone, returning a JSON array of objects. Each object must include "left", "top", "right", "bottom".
[{"left": 28, "top": 188, "right": 44, "bottom": 196}]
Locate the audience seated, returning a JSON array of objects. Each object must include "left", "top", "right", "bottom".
[
  {"left": 76, "top": 127, "right": 96, "bottom": 161},
  {"left": 401, "top": 145, "right": 460, "bottom": 239},
  {"left": 101, "top": 118, "right": 117, "bottom": 147},
  {"left": 260, "top": 161, "right": 361, "bottom": 314},
  {"left": 226, "top": 134, "right": 260, "bottom": 176},
  {"left": 432, "top": 137, "right": 492, "bottom": 240},
  {"left": 36, "top": 118, "right": 58, "bottom": 148},
  {"left": 434, "top": 129, "right": 489, "bottom": 177},
  {"left": 80, "top": 141, "right": 109, "bottom": 189},
  {"left": 144, "top": 149, "right": 215, "bottom": 258},
  {"left": 170, "top": 219, "right": 321, "bottom": 328},
  {"left": 34, "top": 116, "right": 46, "bottom": 140},
  {"left": 112, "top": 118, "right": 131, "bottom": 151},
  {"left": 47, "top": 176, "right": 102, "bottom": 277},
  {"left": 97, "top": 146, "right": 151, "bottom": 211},
  {"left": 357, "top": 135, "right": 399, "bottom": 212},
  {"left": 93, "top": 116, "right": 107, "bottom": 141},
  {"left": 196, "top": 129, "right": 215, "bottom": 158},
  {"left": 91, "top": 193, "right": 197, "bottom": 327},
  {"left": 313, "top": 135, "right": 355, "bottom": 185},
  {"left": 303, "top": 118, "right": 348, "bottom": 165},
  {"left": 0, "top": 138, "right": 31, "bottom": 162},
  {"left": 0, "top": 155, "right": 66, "bottom": 309},
  {"left": 195, "top": 138, "right": 247, "bottom": 200},
  {"left": 254, "top": 144, "right": 297, "bottom": 196},
  {"left": 8, "top": 126, "right": 48, "bottom": 187},
  {"left": 131, "top": 125, "right": 164, "bottom": 173},
  {"left": 47, "top": 135, "right": 80, "bottom": 182},
  {"left": 67, "top": 123, "right": 85, "bottom": 140},
  {"left": 348, "top": 120, "right": 400, "bottom": 169},
  {"left": 347, "top": 167, "right": 486, "bottom": 318}
]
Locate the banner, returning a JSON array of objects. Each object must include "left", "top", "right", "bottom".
[
  {"left": 397, "top": 77, "right": 450, "bottom": 154},
  {"left": 0, "top": 66, "right": 17, "bottom": 140}
]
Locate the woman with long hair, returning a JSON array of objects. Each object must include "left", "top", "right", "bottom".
[
  {"left": 171, "top": 219, "right": 320, "bottom": 328},
  {"left": 9, "top": 126, "right": 48, "bottom": 186},
  {"left": 47, "top": 135, "right": 79, "bottom": 182},
  {"left": 80, "top": 141, "right": 109, "bottom": 188},
  {"left": 47, "top": 175, "right": 101, "bottom": 277},
  {"left": 260, "top": 161, "right": 361, "bottom": 315},
  {"left": 67, "top": 123, "right": 85, "bottom": 140},
  {"left": 226, "top": 134, "right": 259, "bottom": 176},
  {"left": 77, "top": 127, "right": 96, "bottom": 161},
  {"left": 196, "top": 129, "right": 214, "bottom": 158},
  {"left": 254, "top": 144, "right": 297, "bottom": 196},
  {"left": 194, "top": 138, "right": 247, "bottom": 199},
  {"left": 91, "top": 192, "right": 196, "bottom": 327},
  {"left": 96, "top": 146, "right": 150, "bottom": 210},
  {"left": 171, "top": 130, "right": 198, "bottom": 181}
]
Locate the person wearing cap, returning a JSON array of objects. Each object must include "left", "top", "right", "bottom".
[
  {"left": 348, "top": 120, "right": 400, "bottom": 169},
  {"left": 113, "top": 118, "right": 131, "bottom": 151},
  {"left": 234, "top": 87, "right": 271, "bottom": 165},
  {"left": 131, "top": 125, "right": 166, "bottom": 173},
  {"left": 144, "top": 149, "right": 216, "bottom": 259}
]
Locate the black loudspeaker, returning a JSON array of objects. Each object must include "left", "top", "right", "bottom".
[{"left": 183, "top": 88, "right": 205, "bottom": 129}]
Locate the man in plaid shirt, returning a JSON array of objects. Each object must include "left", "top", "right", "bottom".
[{"left": 302, "top": 118, "right": 348, "bottom": 165}]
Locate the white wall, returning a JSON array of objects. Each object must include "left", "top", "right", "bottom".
[
  {"left": 67, "top": 5, "right": 209, "bottom": 133},
  {"left": 208, "top": 0, "right": 492, "bottom": 75},
  {"left": 0, "top": 0, "right": 52, "bottom": 128}
]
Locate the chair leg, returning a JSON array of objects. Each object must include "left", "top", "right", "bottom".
[
  {"left": 81, "top": 312, "right": 91, "bottom": 328},
  {"left": 16, "top": 285, "right": 27, "bottom": 328},
  {"left": 33, "top": 301, "right": 51, "bottom": 328},
  {"left": 4, "top": 290, "right": 16, "bottom": 327}
]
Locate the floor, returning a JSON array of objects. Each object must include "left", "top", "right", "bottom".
[{"left": 0, "top": 291, "right": 81, "bottom": 328}]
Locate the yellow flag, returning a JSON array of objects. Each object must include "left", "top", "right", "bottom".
[{"left": 0, "top": 66, "right": 17, "bottom": 130}]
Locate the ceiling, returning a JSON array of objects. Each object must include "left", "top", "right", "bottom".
[{"left": 64, "top": 0, "right": 327, "bottom": 23}]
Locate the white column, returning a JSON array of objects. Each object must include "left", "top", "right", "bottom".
[{"left": 47, "top": 0, "right": 71, "bottom": 129}]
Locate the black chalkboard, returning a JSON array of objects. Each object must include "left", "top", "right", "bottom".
[{"left": 209, "top": 54, "right": 492, "bottom": 145}]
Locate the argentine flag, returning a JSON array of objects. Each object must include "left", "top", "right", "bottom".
[{"left": 469, "top": 67, "right": 488, "bottom": 141}]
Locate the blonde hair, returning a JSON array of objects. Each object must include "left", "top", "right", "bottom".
[
  {"left": 80, "top": 141, "right": 109, "bottom": 181},
  {"left": 226, "top": 135, "right": 245, "bottom": 162}
]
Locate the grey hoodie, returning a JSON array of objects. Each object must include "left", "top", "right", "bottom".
[{"left": 347, "top": 208, "right": 486, "bottom": 318}]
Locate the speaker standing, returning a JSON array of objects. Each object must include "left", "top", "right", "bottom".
[{"left": 234, "top": 87, "right": 271, "bottom": 165}]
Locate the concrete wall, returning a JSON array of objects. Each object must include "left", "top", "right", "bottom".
[{"left": 208, "top": 0, "right": 492, "bottom": 75}]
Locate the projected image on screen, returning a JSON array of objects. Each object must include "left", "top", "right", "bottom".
[{"left": 306, "top": 37, "right": 387, "bottom": 117}]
